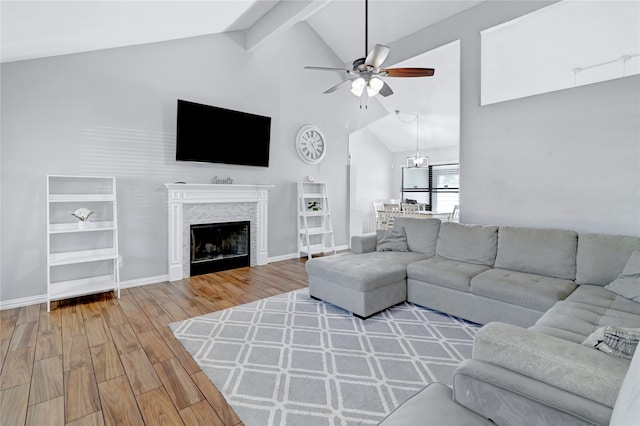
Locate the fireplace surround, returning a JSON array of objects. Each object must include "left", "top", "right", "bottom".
[{"left": 165, "top": 183, "right": 273, "bottom": 281}]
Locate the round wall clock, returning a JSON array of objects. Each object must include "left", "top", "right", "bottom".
[{"left": 296, "top": 125, "right": 326, "bottom": 165}]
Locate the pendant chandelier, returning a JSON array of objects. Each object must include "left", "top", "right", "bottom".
[{"left": 396, "top": 110, "right": 428, "bottom": 168}]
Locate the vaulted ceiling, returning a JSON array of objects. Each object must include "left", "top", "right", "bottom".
[{"left": 1, "top": 0, "right": 483, "bottom": 153}]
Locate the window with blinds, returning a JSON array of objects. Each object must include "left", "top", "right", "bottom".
[{"left": 402, "top": 164, "right": 459, "bottom": 212}]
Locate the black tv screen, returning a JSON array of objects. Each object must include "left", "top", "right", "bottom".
[{"left": 176, "top": 99, "right": 271, "bottom": 167}]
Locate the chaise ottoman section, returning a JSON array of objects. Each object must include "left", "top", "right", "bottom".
[{"left": 306, "top": 251, "right": 429, "bottom": 318}]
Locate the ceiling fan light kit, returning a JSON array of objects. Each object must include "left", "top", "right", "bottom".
[{"left": 304, "top": 0, "right": 435, "bottom": 101}]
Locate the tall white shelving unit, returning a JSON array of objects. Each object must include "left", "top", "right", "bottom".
[
  {"left": 298, "top": 181, "right": 336, "bottom": 259},
  {"left": 46, "top": 175, "right": 120, "bottom": 311}
]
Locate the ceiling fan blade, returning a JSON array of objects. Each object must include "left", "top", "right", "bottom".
[
  {"left": 364, "top": 44, "right": 390, "bottom": 69},
  {"left": 379, "top": 81, "right": 393, "bottom": 97},
  {"left": 382, "top": 68, "right": 435, "bottom": 77},
  {"left": 323, "top": 79, "right": 352, "bottom": 94},
  {"left": 305, "top": 66, "right": 350, "bottom": 73}
]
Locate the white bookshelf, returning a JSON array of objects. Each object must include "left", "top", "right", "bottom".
[
  {"left": 46, "top": 175, "right": 121, "bottom": 311},
  {"left": 297, "top": 181, "right": 336, "bottom": 259}
]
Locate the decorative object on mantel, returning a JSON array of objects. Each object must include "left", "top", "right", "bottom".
[
  {"left": 71, "top": 207, "right": 93, "bottom": 230},
  {"left": 307, "top": 175, "right": 315, "bottom": 182},
  {"left": 396, "top": 110, "right": 429, "bottom": 168},
  {"left": 211, "top": 176, "right": 234, "bottom": 184},
  {"left": 307, "top": 201, "right": 321, "bottom": 211}
]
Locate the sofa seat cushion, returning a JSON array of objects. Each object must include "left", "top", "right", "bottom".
[
  {"left": 305, "top": 251, "right": 429, "bottom": 292},
  {"left": 407, "top": 257, "right": 491, "bottom": 292},
  {"left": 494, "top": 226, "right": 578, "bottom": 280},
  {"left": 564, "top": 285, "right": 640, "bottom": 315},
  {"left": 530, "top": 300, "right": 640, "bottom": 344},
  {"left": 470, "top": 268, "right": 577, "bottom": 312}
]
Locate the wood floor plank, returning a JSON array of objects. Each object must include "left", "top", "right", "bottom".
[
  {"left": 179, "top": 399, "right": 225, "bottom": 426},
  {"left": 191, "top": 370, "right": 242, "bottom": 426},
  {"left": 16, "top": 304, "right": 41, "bottom": 324},
  {"left": 61, "top": 305, "right": 86, "bottom": 337},
  {"left": 65, "top": 366, "right": 101, "bottom": 423},
  {"left": 154, "top": 357, "right": 204, "bottom": 410},
  {"left": 66, "top": 411, "right": 105, "bottom": 426},
  {"left": 1, "top": 258, "right": 309, "bottom": 425},
  {"left": 137, "top": 329, "right": 174, "bottom": 365},
  {"left": 29, "top": 355, "right": 64, "bottom": 406},
  {"left": 84, "top": 317, "right": 112, "bottom": 347},
  {"left": 63, "top": 333, "right": 93, "bottom": 371},
  {"left": 0, "top": 383, "right": 30, "bottom": 426},
  {"left": 156, "top": 326, "right": 201, "bottom": 375},
  {"left": 89, "top": 341, "right": 125, "bottom": 383},
  {"left": 0, "top": 346, "right": 35, "bottom": 389},
  {"left": 35, "top": 327, "right": 63, "bottom": 361},
  {"left": 120, "top": 349, "right": 162, "bottom": 395},
  {"left": 109, "top": 323, "right": 142, "bottom": 354},
  {"left": 98, "top": 375, "right": 145, "bottom": 426},
  {"left": 8, "top": 320, "right": 39, "bottom": 350},
  {"left": 136, "top": 387, "right": 185, "bottom": 425},
  {"left": 26, "top": 395, "right": 65, "bottom": 426}
]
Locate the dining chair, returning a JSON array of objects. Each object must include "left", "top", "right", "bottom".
[
  {"left": 449, "top": 205, "right": 460, "bottom": 223},
  {"left": 373, "top": 202, "right": 387, "bottom": 229},
  {"left": 401, "top": 203, "right": 419, "bottom": 213}
]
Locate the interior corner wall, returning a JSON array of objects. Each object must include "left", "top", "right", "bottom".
[
  {"left": 349, "top": 128, "right": 394, "bottom": 235},
  {"left": 388, "top": 0, "right": 640, "bottom": 237},
  {"left": 0, "top": 22, "right": 361, "bottom": 303}
]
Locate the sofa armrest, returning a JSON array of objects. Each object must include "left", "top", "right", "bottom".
[
  {"left": 351, "top": 233, "right": 377, "bottom": 254},
  {"left": 473, "top": 322, "right": 629, "bottom": 408},
  {"left": 454, "top": 359, "right": 613, "bottom": 426}
]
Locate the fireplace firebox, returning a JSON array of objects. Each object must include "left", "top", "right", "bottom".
[{"left": 190, "top": 221, "right": 250, "bottom": 276}]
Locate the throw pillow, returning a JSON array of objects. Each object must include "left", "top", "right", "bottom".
[
  {"left": 376, "top": 227, "right": 408, "bottom": 252},
  {"left": 605, "top": 250, "right": 640, "bottom": 302},
  {"left": 582, "top": 326, "right": 640, "bottom": 360}
]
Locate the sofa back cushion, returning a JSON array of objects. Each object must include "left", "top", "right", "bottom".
[
  {"left": 494, "top": 226, "right": 578, "bottom": 280},
  {"left": 575, "top": 233, "right": 640, "bottom": 286},
  {"left": 435, "top": 222, "right": 498, "bottom": 266},
  {"left": 393, "top": 217, "right": 441, "bottom": 256}
]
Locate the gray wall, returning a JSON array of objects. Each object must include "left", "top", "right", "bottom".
[
  {"left": 0, "top": 22, "right": 365, "bottom": 303},
  {"left": 388, "top": 1, "right": 640, "bottom": 236}
]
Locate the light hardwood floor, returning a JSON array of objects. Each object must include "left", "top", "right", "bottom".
[{"left": 0, "top": 258, "right": 309, "bottom": 426}]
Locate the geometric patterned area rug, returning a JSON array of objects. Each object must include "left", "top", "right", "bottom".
[{"left": 170, "top": 288, "right": 481, "bottom": 426}]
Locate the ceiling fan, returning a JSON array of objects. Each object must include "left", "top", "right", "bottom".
[{"left": 304, "top": 0, "right": 435, "bottom": 98}]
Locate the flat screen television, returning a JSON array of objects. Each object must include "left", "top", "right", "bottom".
[{"left": 176, "top": 99, "right": 271, "bottom": 167}]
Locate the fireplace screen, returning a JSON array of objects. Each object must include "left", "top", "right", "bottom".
[{"left": 190, "top": 221, "right": 250, "bottom": 276}]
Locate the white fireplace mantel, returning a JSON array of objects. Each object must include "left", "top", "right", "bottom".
[{"left": 165, "top": 183, "right": 274, "bottom": 281}]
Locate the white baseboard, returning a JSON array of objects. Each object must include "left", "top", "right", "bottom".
[
  {"left": 268, "top": 245, "right": 348, "bottom": 263},
  {"left": 120, "top": 274, "right": 169, "bottom": 289},
  {"left": 0, "top": 294, "right": 47, "bottom": 310}
]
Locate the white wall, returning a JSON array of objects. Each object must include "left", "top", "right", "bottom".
[{"left": 0, "top": 22, "right": 365, "bottom": 303}]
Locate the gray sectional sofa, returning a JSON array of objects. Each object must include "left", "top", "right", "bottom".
[{"left": 305, "top": 218, "right": 640, "bottom": 426}]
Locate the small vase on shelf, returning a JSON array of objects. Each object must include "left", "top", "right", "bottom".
[{"left": 78, "top": 221, "right": 89, "bottom": 230}]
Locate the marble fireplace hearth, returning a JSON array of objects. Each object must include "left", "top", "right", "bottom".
[{"left": 165, "top": 183, "right": 274, "bottom": 281}]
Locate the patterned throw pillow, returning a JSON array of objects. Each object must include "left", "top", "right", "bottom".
[
  {"left": 376, "top": 227, "right": 409, "bottom": 252},
  {"left": 605, "top": 250, "right": 640, "bottom": 302},
  {"left": 582, "top": 326, "right": 640, "bottom": 360}
]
